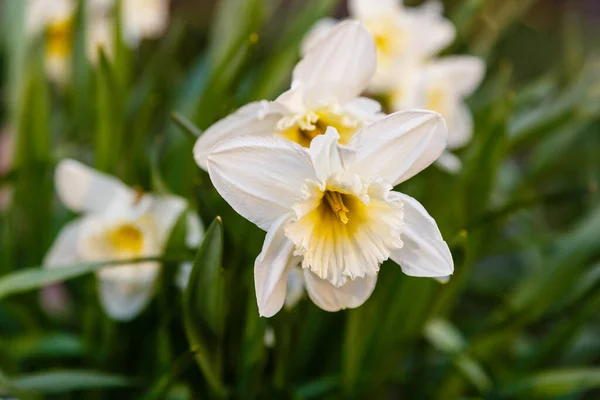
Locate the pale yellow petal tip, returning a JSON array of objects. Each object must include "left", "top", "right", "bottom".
[
  {"left": 216, "top": 216, "right": 222, "bottom": 223},
  {"left": 436, "top": 276, "right": 450, "bottom": 284}
]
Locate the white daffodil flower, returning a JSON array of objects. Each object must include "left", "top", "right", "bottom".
[
  {"left": 391, "top": 57, "right": 485, "bottom": 173},
  {"left": 86, "top": 0, "right": 116, "bottom": 64},
  {"left": 25, "top": 0, "right": 76, "bottom": 85},
  {"left": 302, "top": 0, "right": 455, "bottom": 92},
  {"left": 43, "top": 159, "right": 203, "bottom": 321},
  {"left": 121, "top": 0, "right": 170, "bottom": 47},
  {"left": 206, "top": 110, "right": 453, "bottom": 317},
  {"left": 194, "top": 20, "right": 383, "bottom": 170}
]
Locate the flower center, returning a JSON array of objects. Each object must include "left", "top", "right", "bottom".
[
  {"left": 323, "top": 190, "right": 350, "bottom": 224},
  {"left": 365, "top": 17, "right": 404, "bottom": 67},
  {"left": 47, "top": 18, "right": 73, "bottom": 58},
  {"left": 278, "top": 108, "right": 361, "bottom": 148},
  {"left": 426, "top": 85, "right": 447, "bottom": 114},
  {"left": 286, "top": 179, "right": 404, "bottom": 287},
  {"left": 109, "top": 224, "right": 144, "bottom": 254}
]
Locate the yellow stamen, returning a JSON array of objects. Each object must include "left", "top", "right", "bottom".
[
  {"left": 109, "top": 224, "right": 144, "bottom": 253},
  {"left": 47, "top": 18, "right": 73, "bottom": 58},
  {"left": 324, "top": 191, "right": 350, "bottom": 224}
]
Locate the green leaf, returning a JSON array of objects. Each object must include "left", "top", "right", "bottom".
[
  {"left": 5, "top": 333, "right": 84, "bottom": 362},
  {"left": 0, "top": 256, "right": 182, "bottom": 300},
  {"left": 10, "top": 370, "right": 133, "bottom": 394},
  {"left": 183, "top": 217, "right": 227, "bottom": 397},
  {"left": 95, "top": 48, "right": 124, "bottom": 174},
  {"left": 171, "top": 112, "right": 203, "bottom": 142},
  {"left": 425, "top": 319, "right": 492, "bottom": 393},
  {"left": 497, "top": 368, "right": 600, "bottom": 398}
]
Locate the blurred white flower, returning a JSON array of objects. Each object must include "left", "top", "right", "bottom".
[
  {"left": 391, "top": 57, "right": 485, "bottom": 173},
  {"left": 121, "top": 0, "right": 170, "bottom": 47},
  {"left": 284, "top": 267, "right": 305, "bottom": 309},
  {"left": 86, "top": 1, "right": 116, "bottom": 64},
  {"left": 26, "top": 0, "right": 76, "bottom": 85},
  {"left": 263, "top": 326, "right": 276, "bottom": 348},
  {"left": 43, "top": 159, "right": 203, "bottom": 321},
  {"left": 207, "top": 110, "right": 453, "bottom": 317},
  {"left": 302, "top": 0, "right": 455, "bottom": 92},
  {"left": 194, "top": 21, "right": 383, "bottom": 169}
]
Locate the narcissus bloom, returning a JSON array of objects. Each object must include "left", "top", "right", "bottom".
[
  {"left": 206, "top": 110, "right": 453, "bottom": 316},
  {"left": 194, "top": 21, "right": 382, "bottom": 169},
  {"left": 303, "top": 0, "right": 455, "bottom": 92},
  {"left": 391, "top": 57, "right": 485, "bottom": 172},
  {"left": 26, "top": 0, "right": 76, "bottom": 84},
  {"left": 121, "top": 0, "right": 170, "bottom": 47},
  {"left": 44, "top": 159, "right": 203, "bottom": 321}
]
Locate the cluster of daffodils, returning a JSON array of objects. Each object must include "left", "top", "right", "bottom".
[
  {"left": 304, "top": 0, "right": 485, "bottom": 172},
  {"left": 194, "top": 21, "right": 453, "bottom": 317},
  {"left": 44, "top": 160, "right": 203, "bottom": 321},
  {"left": 25, "top": 0, "right": 170, "bottom": 84}
]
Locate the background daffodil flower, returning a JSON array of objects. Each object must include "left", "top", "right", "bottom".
[
  {"left": 43, "top": 159, "right": 203, "bottom": 321},
  {"left": 193, "top": 20, "right": 384, "bottom": 169}
]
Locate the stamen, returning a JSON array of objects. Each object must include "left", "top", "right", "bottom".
[{"left": 324, "top": 191, "right": 350, "bottom": 224}]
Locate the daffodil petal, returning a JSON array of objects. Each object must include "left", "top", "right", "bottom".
[
  {"left": 207, "top": 136, "right": 316, "bottom": 231},
  {"left": 193, "top": 101, "right": 284, "bottom": 170},
  {"left": 55, "top": 159, "right": 134, "bottom": 214},
  {"left": 254, "top": 214, "right": 297, "bottom": 317},
  {"left": 390, "top": 192, "right": 453, "bottom": 277},
  {"left": 348, "top": 0, "right": 399, "bottom": 20},
  {"left": 309, "top": 127, "right": 356, "bottom": 181},
  {"left": 97, "top": 262, "right": 159, "bottom": 321},
  {"left": 447, "top": 102, "right": 474, "bottom": 150},
  {"left": 43, "top": 218, "right": 83, "bottom": 268},
  {"left": 300, "top": 17, "right": 337, "bottom": 55},
  {"left": 435, "top": 151, "right": 462, "bottom": 174},
  {"left": 303, "top": 269, "right": 377, "bottom": 312},
  {"left": 428, "top": 56, "right": 486, "bottom": 97},
  {"left": 185, "top": 211, "right": 204, "bottom": 248},
  {"left": 348, "top": 110, "right": 447, "bottom": 185},
  {"left": 292, "top": 20, "right": 376, "bottom": 103},
  {"left": 405, "top": 1, "right": 456, "bottom": 58},
  {"left": 149, "top": 195, "right": 188, "bottom": 244}
]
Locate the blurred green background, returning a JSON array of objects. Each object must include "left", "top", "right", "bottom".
[{"left": 1, "top": 0, "right": 600, "bottom": 399}]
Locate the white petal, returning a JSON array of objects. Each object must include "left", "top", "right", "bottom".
[
  {"left": 176, "top": 262, "right": 193, "bottom": 291},
  {"left": 149, "top": 195, "right": 188, "bottom": 244},
  {"left": 55, "top": 159, "right": 134, "bottom": 214},
  {"left": 185, "top": 211, "right": 204, "bottom": 248},
  {"left": 429, "top": 56, "right": 486, "bottom": 97},
  {"left": 309, "top": 127, "right": 356, "bottom": 181},
  {"left": 342, "top": 97, "right": 384, "bottom": 122},
  {"left": 447, "top": 102, "right": 474, "bottom": 150},
  {"left": 348, "top": 0, "right": 399, "bottom": 20},
  {"left": 405, "top": 2, "right": 456, "bottom": 58},
  {"left": 43, "top": 218, "right": 82, "bottom": 268},
  {"left": 254, "top": 214, "right": 297, "bottom": 317},
  {"left": 348, "top": 110, "right": 447, "bottom": 185},
  {"left": 303, "top": 269, "right": 377, "bottom": 312},
  {"left": 292, "top": 20, "right": 376, "bottom": 103},
  {"left": 207, "top": 136, "right": 316, "bottom": 231},
  {"left": 435, "top": 151, "right": 462, "bottom": 174},
  {"left": 284, "top": 267, "right": 305, "bottom": 309},
  {"left": 390, "top": 192, "right": 453, "bottom": 277},
  {"left": 97, "top": 262, "right": 159, "bottom": 321},
  {"left": 193, "top": 101, "right": 283, "bottom": 170},
  {"left": 300, "top": 17, "right": 337, "bottom": 55}
]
